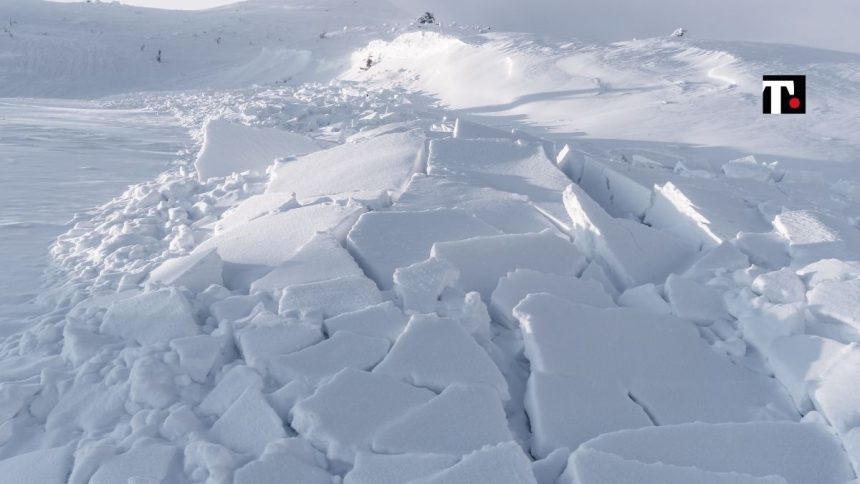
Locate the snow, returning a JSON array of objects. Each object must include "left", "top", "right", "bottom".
[
  {"left": 373, "top": 384, "right": 513, "bottom": 456},
  {"left": 751, "top": 269, "right": 807, "bottom": 304},
  {"left": 148, "top": 247, "right": 224, "bottom": 292},
  {"left": 408, "top": 441, "right": 537, "bottom": 484},
  {"left": 393, "top": 257, "right": 461, "bottom": 313},
  {"left": 278, "top": 274, "right": 384, "bottom": 319},
  {"left": 0, "top": 447, "right": 73, "bottom": 484},
  {"left": 346, "top": 452, "right": 458, "bottom": 484},
  {"left": 617, "top": 283, "right": 672, "bottom": 314},
  {"left": 808, "top": 280, "right": 860, "bottom": 331},
  {"left": 665, "top": 274, "right": 731, "bottom": 324},
  {"left": 374, "top": 315, "right": 509, "bottom": 400},
  {"left": 194, "top": 119, "right": 319, "bottom": 180},
  {"left": 268, "top": 331, "right": 390, "bottom": 385},
  {"left": 210, "top": 387, "right": 286, "bottom": 455},
  {"left": 234, "top": 452, "right": 334, "bottom": 484},
  {"left": 170, "top": 334, "right": 226, "bottom": 383},
  {"left": 198, "top": 365, "right": 264, "bottom": 417},
  {"left": 89, "top": 443, "right": 181, "bottom": 484},
  {"left": 100, "top": 288, "right": 199, "bottom": 346},
  {"left": 322, "top": 301, "right": 409, "bottom": 343},
  {"left": 236, "top": 318, "right": 323, "bottom": 374}
]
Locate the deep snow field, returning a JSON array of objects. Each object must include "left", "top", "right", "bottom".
[{"left": 1, "top": 0, "right": 860, "bottom": 483}]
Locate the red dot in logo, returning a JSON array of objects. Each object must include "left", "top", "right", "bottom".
[{"left": 789, "top": 97, "right": 802, "bottom": 109}]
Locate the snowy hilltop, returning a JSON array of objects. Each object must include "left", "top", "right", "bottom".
[{"left": 1, "top": 1, "right": 860, "bottom": 483}]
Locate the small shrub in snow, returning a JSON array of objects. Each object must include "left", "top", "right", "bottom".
[
  {"left": 417, "top": 12, "right": 436, "bottom": 26},
  {"left": 672, "top": 28, "right": 687, "bottom": 37}
]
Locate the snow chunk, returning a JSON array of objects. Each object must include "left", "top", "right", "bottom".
[
  {"left": 0, "top": 447, "right": 72, "bottom": 484},
  {"left": 751, "top": 269, "right": 806, "bottom": 304},
  {"left": 617, "top": 283, "right": 671, "bottom": 314},
  {"left": 686, "top": 241, "right": 750, "bottom": 281},
  {"left": 267, "top": 130, "right": 423, "bottom": 199},
  {"left": 211, "top": 387, "right": 286, "bottom": 455},
  {"left": 237, "top": 318, "right": 323, "bottom": 374},
  {"left": 269, "top": 331, "right": 390, "bottom": 385},
  {"left": 453, "top": 118, "right": 514, "bottom": 140},
  {"left": 347, "top": 209, "right": 500, "bottom": 289},
  {"left": 722, "top": 156, "right": 780, "bottom": 182},
  {"left": 774, "top": 210, "right": 860, "bottom": 265},
  {"left": 100, "top": 287, "right": 198, "bottom": 346},
  {"left": 195, "top": 119, "right": 319, "bottom": 180},
  {"left": 562, "top": 448, "right": 788, "bottom": 484},
  {"left": 769, "top": 334, "right": 849, "bottom": 412},
  {"left": 278, "top": 275, "right": 383, "bottom": 319},
  {"left": 408, "top": 441, "right": 537, "bottom": 484},
  {"left": 89, "top": 443, "right": 180, "bottom": 484},
  {"left": 797, "top": 259, "right": 860, "bottom": 287},
  {"left": 532, "top": 447, "right": 571, "bottom": 484},
  {"left": 811, "top": 346, "right": 860, "bottom": 434},
  {"left": 808, "top": 279, "right": 860, "bottom": 331},
  {"left": 525, "top": 371, "right": 652, "bottom": 458},
  {"left": 235, "top": 451, "right": 334, "bottom": 484},
  {"left": 734, "top": 232, "right": 791, "bottom": 270},
  {"left": 291, "top": 369, "right": 434, "bottom": 464},
  {"left": 393, "top": 257, "right": 460, "bottom": 313},
  {"left": 490, "top": 269, "right": 615, "bottom": 328},
  {"left": 323, "top": 301, "right": 409, "bottom": 343},
  {"left": 564, "top": 184, "right": 696, "bottom": 290},
  {"left": 250, "top": 232, "right": 365, "bottom": 298},
  {"left": 665, "top": 274, "right": 730, "bottom": 324},
  {"left": 431, "top": 230, "right": 587, "bottom": 300},
  {"left": 579, "top": 422, "right": 853, "bottom": 484},
  {"left": 345, "top": 453, "right": 458, "bottom": 484},
  {"left": 148, "top": 247, "right": 223, "bottom": 292},
  {"left": 170, "top": 334, "right": 226, "bottom": 383},
  {"left": 374, "top": 315, "right": 509, "bottom": 401},
  {"left": 373, "top": 384, "right": 512, "bottom": 456},
  {"left": 195, "top": 202, "right": 366, "bottom": 267},
  {"left": 198, "top": 365, "right": 264, "bottom": 417}
]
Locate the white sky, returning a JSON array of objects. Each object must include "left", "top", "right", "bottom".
[{"left": 50, "top": 0, "right": 243, "bottom": 10}]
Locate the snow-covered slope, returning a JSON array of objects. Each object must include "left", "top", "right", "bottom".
[{"left": 1, "top": 1, "right": 860, "bottom": 483}]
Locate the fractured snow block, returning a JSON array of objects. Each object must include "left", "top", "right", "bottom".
[
  {"left": 490, "top": 269, "right": 615, "bottom": 328},
  {"left": 169, "top": 334, "right": 226, "bottom": 383},
  {"left": 100, "top": 288, "right": 198, "bottom": 346},
  {"left": 195, "top": 119, "right": 319, "bottom": 180},
  {"left": 561, "top": 448, "right": 788, "bottom": 484},
  {"left": 374, "top": 315, "right": 509, "bottom": 400},
  {"left": 235, "top": 452, "right": 334, "bottom": 484},
  {"left": 323, "top": 301, "right": 409, "bottom": 343},
  {"left": 0, "top": 447, "right": 72, "bottom": 484},
  {"left": 722, "top": 156, "right": 778, "bottom": 182},
  {"left": 575, "top": 157, "right": 657, "bottom": 219},
  {"left": 278, "top": 275, "right": 383, "bottom": 319},
  {"left": 579, "top": 421, "right": 854, "bottom": 484},
  {"left": 453, "top": 118, "right": 513, "bottom": 140},
  {"left": 768, "top": 334, "right": 849, "bottom": 412},
  {"left": 525, "top": 371, "right": 652, "bottom": 458},
  {"left": 373, "top": 384, "right": 513, "bottom": 456},
  {"left": 774, "top": 210, "right": 860, "bottom": 265},
  {"left": 564, "top": 184, "right": 695, "bottom": 290},
  {"left": 216, "top": 192, "right": 300, "bottom": 233},
  {"left": 808, "top": 279, "right": 860, "bottom": 332},
  {"left": 427, "top": 138, "right": 571, "bottom": 225},
  {"left": 408, "top": 441, "right": 537, "bottom": 484},
  {"left": 751, "top": 269, "right": 806, "bottom": 304},
  {"left": 734, "top": 232, "right": 791, "bottom": 270},
  {"left": 393, "top": 257, "right": 460, "bottom": 314},
  {"left": 735, "top": 302, "right": 805, "bottom": 355},
  {"left": 211, "top": 387, "right": 286, "bottom": 455},
  {"left": 345, "top": 453, "right": 458, "bottom": 484},
  {"left": 291, "top": 369, "right": 434, "bottom": 464},
  {"left": 250, "top": 232, "right": 365, "bottom": 298},
  {"left": 148, "top": 247, "right": 223, "bottom": 292},
  {"left": 685, "top": 241, "right": 750, "bottom": 281},
  {"left": 266, "top": 130, "right": 423, "bottom": 199},
  {"left": 194, "top": 202, "right": 366, "bottom": 267},
  {"left": 198, "top": 365, "right": 264, "bottom": 417},
  {"left": 89, "top": 443, "right": 180, "bottom": 484},
  {"left": 580, "top": 260, "right": 620, "bottom": 299},
  {"left": 797, "top": 259, "right": 860, "bottom": 287},
  {"left": 664, "top": 274, "right": 730, "bottom": 324},
  {"left": 395, "top": 174, "right": 556, "bottom": 235},
  {"left": 810, "top": 346, "right": 860, "bottom": 434},
  {"left": 347, "top": 209, "right": 500, "bottom": 289},
  {"left": 513, "top": 293, "right": 742, "bottom": 383},
  {"left": 431, "top": 230, "right": 587, "bottom": 300},
  {"left": 236, "top": 319, "right": 323, "bottom": 373},
  {"left": 269, "top": 331, "right": 390, "bottom": 385},
  {"left": 532, "top": 447, "right": 571, "bottom": 484},
  {"left": 617, "top": 283, "right": 672, "bottom": 314}
]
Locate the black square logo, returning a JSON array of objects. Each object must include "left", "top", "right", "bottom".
[{"left": 762, "top": 75, "right": 806, "bottom": 114}]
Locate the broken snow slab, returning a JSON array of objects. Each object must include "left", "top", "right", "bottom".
[
  {"left": 393, "top": 256, "right": 461, "bottom": 314},
  {"left": 374, "top": 315, "right": 509, "bottom": 400},
  {"left": 0, "top": 447, "right": 72, "bottom": 484},
  {"left": 269, "top": 331, "right": 390, "bottom": 385},
  {"left": 797, "top": 258, "right": 860, "bottom": 287},
  {"left": 89, "top": 443, "right": 181, "bottom": 484},
  {"left": 561, "top": 448, "right": 788, "bottom": 484},
  {"left": 808, "top": 279, "right": 860, "bottom": 332},
  {"left": 751, "top": 268, "right": 806, "bottom": 304},
  {"left": 100, "top": 287, "right": 199, "bottom": 346},
  {"left": 195, "top": 202, "right": 366, "bottom": 267},
  {"left": 346, "top": 208, "right": 501, "bottom": 289},
  {"left": 427, "top": 138, "right": 572, "bottom": 225},
  {"left": 430, "top": 230, "right": 587, "bottom": 301},
  {"left": 291, "top": 369, "right": 434, "bottom": 464},
  {"left": 773, "top": 210, "right": 860, "bottom": 265},
  {"left": 198, "top": 365, "right": 264, "bottom": 417},
  {"left": 373, "top": 384, "right": 513, "bottom": 456},
  {"left": 215, "top": 191, "right": 300, "bottom": 233},
  {"left": 394, "top": 175, "right": 557, "bottom": 235},
  {"left": 573, "top": 156, "right": 662, "bottom": 220},
  {"left": 768, "top": 334, "right": 850, "bottom": 412},
  {"left": 148, "top": 247, "right": 223, "bottom": 292},
  {"left": 323, "top": 301, "right": 408, "bottom": 343},
  {"left": 617, "top": 283, "right": 672, "bottom": 314},
  {"left": 452, "top": 118, "right": 515, "bottom": 140},
  {"left": 345, "top": 453, "right": 458, "bottom": 484},
  {"left": 266, "top": 130, "right": 424, "bottom": 199},
  {"left": 235, "top": 451, "right": 334, "bottom": 484},
  {"left": 525, "top": 371, "right": 652, "bottom": 458},
  {"left": 195, "top": 119, "right": 319, "bottom": 180},
  {"left": 810, "top": 346, "right": 860, "bottom": 434},
  {"left": 490, "top": 269, "right": 615, "bottom": 328},
  {"left": 278, "top": 275, "right": 383, "bottom": 319},
  {"left": 407, "top": 441, "right": 538, "bottom": 484},
  {"left": 250, "top": 232, "right": 365, "bottom": 298},
  {"left": 564, "top": 184, "right": 696, "bottom": 290},
  {"left": 211, "top": 387, "right": 287, "bottom": 455},
  {"left": 236, "top": 318, "right": 323, "bottom": 374},
  {"left": 170, "top": 334, "right": 227, "bottom": 383},
  {"left": 576, "top": 421, "right": 854, "bottom": 484},
  {"left": 665, "top": 274, "right": 731, "bottom": 324}
]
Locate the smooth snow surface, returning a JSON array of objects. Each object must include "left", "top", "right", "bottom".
[{"left": 2, "top": 0, "right": 860, "bottom": 482}]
